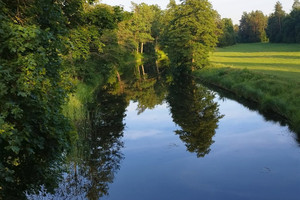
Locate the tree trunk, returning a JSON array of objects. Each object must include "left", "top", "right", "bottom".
[
  {"left": 116, "top": 70, "right": 124, "bottom": 93},
  {"left": 141, "top": 65, "right": 145, "bottom": 79},
  {"left": 140, "top": 42, "right": 145, "bottom": 79},
  {"left": 152, "top": 63, "right": 156, "bottom": 73},
  {"left": 116, "top": 70, "right": 121, "bottom": 83},
  {"left": 74, "top": 163, "right": 77, "bottom": 181},
  {"left": 135, "top": 33, "right": 139, "bottom": 53},
  {"left": 155, "top": 60, "right": 160, "bottom": 75},
  {"left": 141, "top": 42, "right": 144, "bottom": 54},
  {"left": 155, "top": 40, "right": 160, "bottom": 76},
  {"left": 192, "top": 52, "right": 195, "bottom": 71},
  {"left": 279, "top": 16, "right": 282, "bottom": 32},
  {"left": 136, "top": 64, "right": 141, "bottom": 79}
]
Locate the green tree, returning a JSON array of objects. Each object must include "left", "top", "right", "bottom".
[
  {"left": 218, "top": 18, "right": 236, "bottom": 47},
  {"left": 131, "top": 3, "right": 155, "bottom": 54},
  {"left": 64, "top": 3, "right": 124, "bottom": 81},
  {"left": 145, "top": 5, "right": 167, "bottom": 76},
  {"left": 267, "top": 1, "right": 286, "bottom": 43},
  {"left": 0, "top": 0, "right": 77, "bottom": 198},
  {"left": 117, "top": 12, "right": 137, "bottom": 53},
  {"left": 292, "top": 0, "right": 300, "bottom": 10},
  {"left": 130, "top": 3, "right": 158, "bottom": 78},
  {"left": 239, "top": 11, "right": 268, "bottom": 43},
  {"left": 282, "top": 1, "right": 300, "bottom": 43},
  {"left": 162, "top": 0, "right": 220, "bottom": 70}
]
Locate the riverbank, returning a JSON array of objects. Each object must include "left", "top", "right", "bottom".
[{"left": 195, "top": 43, "right": 300, "bottom": 133}]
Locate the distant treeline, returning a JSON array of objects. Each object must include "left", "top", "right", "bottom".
[
  {"left": 219, "top": 0, "right": 300, "bottom": 45},
  {"left": 267, "top": 0, "right": 300, "bottom": 43}
]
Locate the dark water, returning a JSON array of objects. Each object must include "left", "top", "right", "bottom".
[{"left": 23, "top": 76, "right": 300, "bottom": 200}]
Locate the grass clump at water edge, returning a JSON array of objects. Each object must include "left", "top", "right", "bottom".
[{"left": 62, "top": 74, "right": 104, "bottom": 121}]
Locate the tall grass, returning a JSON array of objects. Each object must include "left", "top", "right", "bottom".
[
  {"left": 196, "top": 43, "right": 300, "bottom": 133},
  {"left": 63, "top": 74, "right": 104, "bottom": 121}
]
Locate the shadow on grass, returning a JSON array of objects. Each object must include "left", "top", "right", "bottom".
[
  {"left": 217, "top": 43, "right": 300, "bottom": 53},
  {"left": 216, "top": 55, "right": 300, "bottom": 60},
  {"left": 212, "top": 61, "right": 300, "bottom": 70}
]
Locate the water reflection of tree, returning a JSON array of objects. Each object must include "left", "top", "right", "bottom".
[
  {"left": 125, "top": 76, "right": 168, "bottom": 115},
  {"left": 85, "top": 86, "right": 127, "bottom": 199},
  {"left": 167, "top": 72, "right": 223, "bottom": 157},
  {"left": 0, "top": 145, "right": 66, "bottom": 199},
  {"left": 68, "top": 86, "right": 126, "bottom": 199},
  {"left": 28, "top": 86, "right": 127, "bottom": 199}
]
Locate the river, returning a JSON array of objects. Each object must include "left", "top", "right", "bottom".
[
  {"left": 26, "top": 75, "right": 300, "bottom": 200},
  {"left": 102, "top": 99, "right": 299, "bottom": 200}
]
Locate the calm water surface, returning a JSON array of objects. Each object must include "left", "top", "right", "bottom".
[
  {"left": 102, "top": 99, "right": 300, "bottom": 200},
  {"left": 28, "top": 81, "right": 300, "bottom": 200}
]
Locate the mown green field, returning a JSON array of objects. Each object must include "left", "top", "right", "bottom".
[
  {"left": 210, "top": 43, "right": 300, "bottom": 81},
  {"left": 196, "top": 43, "right": 300, "bottom": 133}
]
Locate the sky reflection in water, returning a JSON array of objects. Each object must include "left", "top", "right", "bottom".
[{"left": 103, "top": 96, "right": 300, "bottom": 200}]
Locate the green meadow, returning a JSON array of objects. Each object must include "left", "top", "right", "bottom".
[
  {"left": 196, "top": 43, "right": 300, "bottom": 133},
  {"left": 210, "top": 43, "right": 300, "bottom": 81}
]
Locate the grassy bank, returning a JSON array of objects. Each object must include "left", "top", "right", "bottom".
[{"left": 195, "top": 43, "right": 300, "bottom": 133}]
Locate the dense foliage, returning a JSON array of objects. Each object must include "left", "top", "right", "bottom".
[
  {"left": 281, "top": 1, "right": 300, "bottom": 43},
  {"left": 266, "top": 2, "right": 286, "bottom": 43},
  {"left": 0, "top": 0, "right": 74, "bottom": 198},
  {"left": 0, "top": 0, "right": 123, "bottom": 198},
  {"left": 238, "top": 10, "right": 268, "bottom": 43},
  {"left": 161, "top": 0, "right": 220, "bottom": 69},
  {"left": 217, "top": 18, "right": 236, "bottom": 47},
  {"left": 239, "top": 0, "right": 300, "bottom": 44}
]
